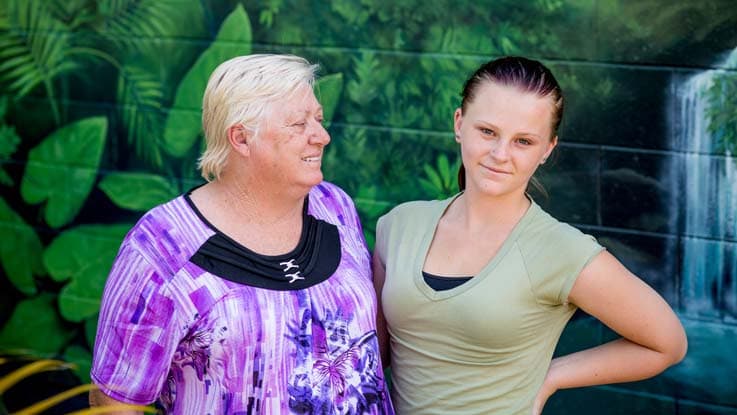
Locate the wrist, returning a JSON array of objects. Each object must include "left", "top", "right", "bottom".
[{"left": 543, "top": 358, "right": 564, "bottom": 393}]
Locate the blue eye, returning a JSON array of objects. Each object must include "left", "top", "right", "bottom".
[
  {"left": 480, "top": 128, "right": 494, "bottom": 135},
  {"left": 517, "top": 138, "right": 532, "bottom": 145}
]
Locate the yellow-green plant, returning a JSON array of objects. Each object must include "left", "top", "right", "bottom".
[{"left": 0, "top": 356, "right": 156, "bottom": 415}]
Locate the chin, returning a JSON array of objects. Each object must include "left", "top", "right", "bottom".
[
  {"left": 470, "top": 180, "right": 513, "bottom": 197},
  {"left": 300, "top": 172, "right": 324, "bottom": 188}
]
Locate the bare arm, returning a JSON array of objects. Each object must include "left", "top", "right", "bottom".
[
  {"left": 372, "top": 252, "right": 391, "bottom": 368},
  {"left": 533, "top": 250, "right": 687, "bottom": 414},
  {"left": 89, "top": 388, "right": 145, "bottom": 414}
]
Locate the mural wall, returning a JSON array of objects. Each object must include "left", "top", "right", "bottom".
[{"left": 0, "top": 0, "right": 735, "bottom": 413}]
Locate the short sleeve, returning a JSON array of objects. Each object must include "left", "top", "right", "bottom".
[
  {"left": 524, "top": 224, "right": 604, "bottom": 306},
  {"left": 90, "top": 242, "right": 183, "bottom": 404}
]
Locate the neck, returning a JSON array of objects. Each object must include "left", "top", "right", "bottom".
[
  {"left": 452, "top": 187, "right": 530, "bottom": 232},
  {"left": 206, "top": 173, "right": 306, "bottom": 226}
]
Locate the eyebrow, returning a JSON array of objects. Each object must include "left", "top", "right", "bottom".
[
  {"left": 285, "top": 107, "right": 324, "bottom": 124},
  {"left": 475, "top": 120, "right": 542, "bottom": 138},
  {"left": 294, "top": 105, "right": 324, "bottom": 116}
]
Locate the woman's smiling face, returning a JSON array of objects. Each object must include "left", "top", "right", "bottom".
[{"left": 249, "top": 83, "right": 331, "bottom": 191}]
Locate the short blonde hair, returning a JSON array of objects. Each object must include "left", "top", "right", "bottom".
[{"left": 199, "top": 54, "right": 318, "bottom": 181}]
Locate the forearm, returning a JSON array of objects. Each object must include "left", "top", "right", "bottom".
[
  {"left": 89, "top": 389, "right": 145, "bottom": 414},
  {"left": 546, "top": 337, "right": 680, "bottom": 391}
]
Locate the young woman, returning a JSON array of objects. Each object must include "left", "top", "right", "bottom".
[{"left": 373, "top": 56, "right": 686, "bottom": 415}]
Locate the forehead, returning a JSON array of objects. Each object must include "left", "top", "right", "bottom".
[
  {"left": 268, "top": 84, "right": 321, "bottom": 119},
  {"left": 466, "top": 82, "right": 554, "bottom": 128}
]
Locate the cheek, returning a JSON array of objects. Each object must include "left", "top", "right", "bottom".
[{"left": 460, "top": 138, "right": 487, "bottom": 159}]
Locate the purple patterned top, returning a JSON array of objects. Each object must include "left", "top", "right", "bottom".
[{"left": 91, "top": 182, "right": 393, "bottom": 414}]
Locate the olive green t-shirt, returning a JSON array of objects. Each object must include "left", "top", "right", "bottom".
[{"left": 375, "top": 195, "right": 604, "bottom": 415}]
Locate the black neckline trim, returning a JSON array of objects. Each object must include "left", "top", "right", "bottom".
[
  {"left": 422, "top": 271, "right": 474, "bottom": 280},
  {"left": 183, "top": 187, "right": 342, "bottom": 290},
  {"left": 183, "top": 187, "right": 310, "bottom": 261},
  {"left": 422, "top": 271, "right": 473, "bottom": 292}
]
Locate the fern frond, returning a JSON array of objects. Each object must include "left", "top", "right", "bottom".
[
  {"left": 117, "top": 65, "right": 165, "bottom": 169},
  {"left": 94, "top": 0, "right": 182, "bottom": 50},
  {"left": 0, "top": 0, "right": 75, "bottom": 124},
  {"left": 47, "top": 0, "right": 96, "bottom": 29}
]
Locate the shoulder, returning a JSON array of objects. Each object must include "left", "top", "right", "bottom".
[
  {"left": 124, "top": 195, "right": 190, "bottom": 246},
  {"left": 381, "top": 198, "right": 446, "bottom": 226},
  {"left": 517, "top": 202, "right": 597, "bottom": 252},
  {"left": 376, "top": 197, "right": 448, "bottom": 245},
  {"left": 118, "top": 195, "right": 212, "bottom": 277},
  {"left": 374, "top": 198, "right": 441, "bottom": 263},
  {"left": 516, "top": 203, "right": 604, "bottom": 304},
  {"left": 309, "top": 181, "right": 360, "bottom": 227},
  {"left": 310, "top": 181, "right": 354, "bottom": 210}
]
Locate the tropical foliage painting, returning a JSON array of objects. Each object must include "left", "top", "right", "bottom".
[{"left": 0, "top": 0, "right": 735, "bottom": 413}]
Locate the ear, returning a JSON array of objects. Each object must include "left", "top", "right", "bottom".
[
  {"left": 453, "top": 108, "right": 463, "bottom": 142},
  {"left": 227, "top": 124, "right": 252, "bottom": 157},
  {"left": 544, "top": 135, "right": 558, "bottom": 160}
]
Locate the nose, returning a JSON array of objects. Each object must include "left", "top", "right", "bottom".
[
  {"left": 489, "top": 138, "right": 510, "bottom": 161},
  {"left": 309, "top": 120, "right": 331, "bottom": 146}
]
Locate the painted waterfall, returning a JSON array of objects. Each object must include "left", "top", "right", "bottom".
[{"left": 672, "top": 48, "right": 737, "bottom": 319}]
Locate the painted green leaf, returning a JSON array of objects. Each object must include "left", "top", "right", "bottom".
[
  {"left": 354, "top": 185, "right": 392, "bottom": 219},
  {"left": 0, "top": 196, "right": 44, "bottom": 295},
  {"left": 0, "top": 294, "right": 75, "bottom": 355},
  {"left": 0, "top": 95, "right": 8, "bottom": 118},
  {"left": 0, "top": 124, "right": 21, "bottom": 186},
  {"left": 437, "top": 154, "right": 451, "bottom": 188},
  {"left": 99, "top": 172, "right": 178, "bottom": 211},
  {"left": 419, "top": 178, "right": 440, "bottom": 197},
  {"left": 63, "top": 344, "right": 92, "bottom": 383},
  {"left": 423, "top": 163, "right": 443, "bottom": 189},
  {"left": 0, "top": 125, "right": 18, "bottom": 158},
  {"left": 43, "top": 224, "right": 131, "bottom": 322},
  {"left": 85, "top": 315, "right": 98, "bottom": 349},
  {"left": 0, "top": 169, "right": 12, "bottom": 186},
  {"left": 315, "top": 73, "right": 344, "bottom": 128},
  {"left": 20, "top": 117, "right": 107, "bottom": 228},
  {"left": 162, "top": 4, "right": 252, "bottom": 157}
]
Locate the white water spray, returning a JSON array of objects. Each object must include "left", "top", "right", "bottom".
[{"left": 672, "top": 48, "right": 737, "bottom": 318}]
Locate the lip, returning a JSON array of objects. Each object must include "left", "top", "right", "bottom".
[{"left": 481, "top": 164, "right": 511, "bottom": 175}]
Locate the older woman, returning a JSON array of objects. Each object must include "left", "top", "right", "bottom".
[{"left": 90, "top": 54, "right": 394, "bottom": 414}]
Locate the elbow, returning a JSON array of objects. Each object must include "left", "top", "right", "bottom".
[
  {"left": 672, "top": 329, "right": 688, "bottom": 365},
  {"left": 664, "top": 324, "right": 688, "bottom": 367}
]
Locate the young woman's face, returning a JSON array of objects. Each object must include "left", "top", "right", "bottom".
[{"left": 454, "top": 81, "right": 557, "bottom": 199}]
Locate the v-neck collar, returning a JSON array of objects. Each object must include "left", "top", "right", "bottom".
[{"left": 414, "top": 193, "right": 539, "bottom": 301}]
